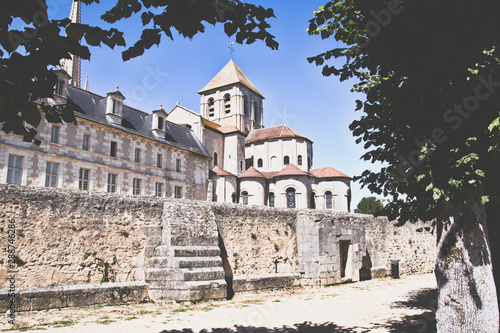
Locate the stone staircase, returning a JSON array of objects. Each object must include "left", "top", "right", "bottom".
[{"left": 145, "top": 202, "right": 227, "bottom": 302}]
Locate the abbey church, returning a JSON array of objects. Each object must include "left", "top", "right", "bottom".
[{"left": 0, "top": 2, "right": 351, "bottom": 211}]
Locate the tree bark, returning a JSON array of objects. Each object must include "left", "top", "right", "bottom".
[
  {"left": 485, "top": 201, "right": 500, "bottom": 311},
  {"left": 435, "top": 199, "right": 499, "bottom": 332}
]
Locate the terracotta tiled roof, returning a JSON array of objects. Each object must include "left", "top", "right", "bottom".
[
  {"left": 219, "top": 125, "right": 240, "bottom": 134},
  {"left": 275, "top": 164, "right": 309, "bottom": 177},
  {"left": 261, "top": 171, "right": 279, "bottom": 179},
  {"left": 239, "top": 167, "right": 266, "bottom": 179},
  {"left": 211, "top": 166, "right": 236, "bottom": 177},
  {"left": 202, "top": 118, "right": 221, "bottom": 131},
  {"left": 310, "top": 167, "right": 351, "bottom": 179},
  {"left": 198, "top": 60, "right": 264, "bottom": 98},
  {"left": 246, "top": 125, "right": 308, "bottom": 144}
]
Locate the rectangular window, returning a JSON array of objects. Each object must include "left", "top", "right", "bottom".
[
  {"left": 112, "top": 100, "right": 119, "bottom": 114},
  {"left": 158, "top": 117, "right": 164, "bottom": 130},
  {"left": 269, "top": 193, "right": 275, "bottom": 207},
  {"left": 7, "top": 154, "right": 23, "bottom": 185},
  {"left": 155, "top": 182, "right": 163, "bottom": 197},
  {"left": 78, "top": 168, "right": 90, "bottom": 191},
  {"left": 175, "top": 159, "right": 181, "bottom": 172},
  {"left": 50, "top": 126, "right": 59, "bottom": 144},
  {"left": 110, "top": 141, "right": 117, "bottom": 157},
  {"left": 134, "top": 148, "right": 141, "bottom": 163},
  {"left": 133, "top": 178, "right": 141, "bottom": 195},
  {"left": 82, "top": 134, "right": 90, "bottom": 151},
  {"left": 174, "top": 186, "right": 182, "bottom": 199},
  {"left": 55, "top": 80, "right": 64, "bottom": 95},
  {"left": 156, "top": 153, "right": 162, "bottom": 168},
  {"left": 45, "top": 162, "right": 58, "bottom": 188},
  {"left": 107, "top": 173, "right": 117, "bottom": 193}
]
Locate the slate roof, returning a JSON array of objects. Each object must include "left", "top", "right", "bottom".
[
  {"left": 198, "top": 60, "right": 264, "bottom": 98},
  {"left": 246, "top": 125, "right": 309, "bottom": 144},
  {"left": 67, "top": 86, "right": 209, "bottom": 157},
  {"left": 310, "top": 167, "right": 351, "bottom": 179}
]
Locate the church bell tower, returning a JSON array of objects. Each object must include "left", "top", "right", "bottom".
[
  {"left": 198, "top": 60, "right": 264, "bottom": 135},
  {"left": 60, "top": 0, "right": 82, "bottom": 88}
]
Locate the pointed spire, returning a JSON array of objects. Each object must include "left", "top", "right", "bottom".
[
  {"left": 61, "top": 0, "right": 82, "bottom": 88},
  {"left": 84, "top": 76, "right": 89, "bottom": 91}
]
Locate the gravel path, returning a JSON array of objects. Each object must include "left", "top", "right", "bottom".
[{"left": 3, "top": 274, "right": 437, "bottom": 333}]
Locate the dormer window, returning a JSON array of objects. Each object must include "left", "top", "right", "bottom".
[
  {"left": 208, "top": 98, "right": 215, "bottom": 117},
  {"left": 55, "top": 80, "right": 64, "bottom": 96},
  {"left": 152, "top": 104, "right": 167, "bottom": 139},
  {"left": 224, "top": 94, "right": 231, "bottom": 114},
  {"left": 105, "top": 85, "right": 125, "bottom": 125}
]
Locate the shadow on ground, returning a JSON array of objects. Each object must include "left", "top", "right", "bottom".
[{"left": 158, "top": 287, "right": 438, "bottom": 333}]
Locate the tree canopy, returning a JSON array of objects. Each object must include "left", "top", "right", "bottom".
[
  {"left": 307, "top": 0, "right": 500, "bottom": 225},
  {"left": 307, "top": 0, "right": 500, "bottom": 330},
  {"left": 0, "top": 0, "right": 277, "bottom": 144},
  {"left": 354, "top": 196, "right": 384, "bottom": 215}
]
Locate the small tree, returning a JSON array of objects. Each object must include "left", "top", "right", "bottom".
[{"left": 354, "top": 197, "right": 384, "bottom": 215}]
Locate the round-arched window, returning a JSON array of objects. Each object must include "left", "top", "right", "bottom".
[
  {"left": 325, "top": 191, "right": 333, "bottom": 209},
  {"left": 286, "top": 188, "right": 296, "bottom": 208},
  {"left": 208, "top": 98, "right": 215, "bottom": 117},
  {"left": 242, "top": 191, "right": 249, "bottom": 205},
  {"left": 224, "top": 94, "right": 231, "bottom": 114},
  {"left": 284, "top": 156, "right": 290, "bottom": 165}
]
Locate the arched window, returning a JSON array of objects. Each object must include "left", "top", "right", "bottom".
[
  {"left": 224, "top": 94, "right": 231, "bottom": 114},
  {"left": 270, "top": 156, "right": 277, "bottom": 168},
  {"left": 242, "top": 191, "right": 249, "bottom": 205},
  {"left": 257, "top": 158, "right": 263, "bottom": 168},
  {"left": 269, "top": 193, "right": 275, "bottom": 207},
  {"left": 232, "top": 192, "right": 237, "bottom": 203},
  {"left": 208, "top": 98, "right": 215, "bottom": 117},
  {"left": 254, "top": 101, "right": 260, "bottom": 122},
  {"left": 298, "top": 155, "right": 302, "bottom": 166},
  {"left": 244, "top": 96, "right": 250, "bottom": 117},
  {"left": 325, "top": 191, "right": 333, "bottom": 209},
  {"left": 284, "top": 156, "right": 290, "bottom": 165},
  {"left": 286, "top": 188, "right": 296, "bottom": 208},
  {"left": 213, "top": 152, "right": 218, "bottom": 166}
]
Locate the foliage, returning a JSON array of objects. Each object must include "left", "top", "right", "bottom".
[
  {"left": 0, "top": 0, "right": 277, "bottom": 143},
  {"left": 307, "top": 0, "right": 500, "bottom": 224},
  {"left": 354, "top": 196, "right": 384, "bottom": 215}
]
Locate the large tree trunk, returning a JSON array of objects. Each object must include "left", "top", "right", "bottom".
[
  {"left": 435, "top": 199, "right": 499, "bottom": 332},
  {"left": 485, "top": 201, "right": 500, "bottom": 311}
]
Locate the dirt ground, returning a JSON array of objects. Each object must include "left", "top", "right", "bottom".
[{"left": 2, "top": 273, "right": 437, "bottom": 333}]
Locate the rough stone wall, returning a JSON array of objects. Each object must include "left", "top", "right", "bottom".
[
  {"left": 212, "top": 204, "right": 298, "bottom": 277},
  {"left": 387, "top": 220, "right": 436, "bottom": 275},
  {"left": 0, "top": 185, "right": 162, "bottom": 289},
  {"left": 0, "top": 185, "right": 436, "bottom": 298}
]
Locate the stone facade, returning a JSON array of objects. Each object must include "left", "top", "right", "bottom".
[{"left": 0, "top": 185, "right": 435, "bottom": 310}]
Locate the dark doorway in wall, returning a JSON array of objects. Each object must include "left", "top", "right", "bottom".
[
  {"left": 339, "top": 240, "right": 351, "bottom": 279},
  {"left": 359, "top": 250, "right": 373, "bottom": 281}
]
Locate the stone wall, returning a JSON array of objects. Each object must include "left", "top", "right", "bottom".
[
  {"left": 0, "top": 185, "right": 163, "bottom": 290},
  {"left": 213, "top": 204, "right": 298, "bottom": 277},
  {"left": 0, "top": 185, "right": 436, "bottom": 310}
]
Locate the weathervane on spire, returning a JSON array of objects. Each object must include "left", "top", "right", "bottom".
[{"left": 229, "top": 42, "right": 235, "bottom": 59}]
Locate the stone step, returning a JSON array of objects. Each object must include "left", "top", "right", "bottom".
[
  {"left": 144, "top": 267, "right": 183, "bottom": 281},
  {"left": 172, "top": 246, "right": 221, "bottom": 258},
  {"left": 181, "top": 267, "right": 225, "bottom": 281},
  {"left": 148, "top": 279, "right": 227, "bottom": 301},
  {"left": 148, "top": 256, "right": 223, "bottom": 269},
  {"left": 179, "top": 257, "right": 223, "bottom": 269}
]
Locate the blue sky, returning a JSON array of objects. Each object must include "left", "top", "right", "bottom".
[{"left": 49, "top": 0, "right": 385, "bottom": 208}]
